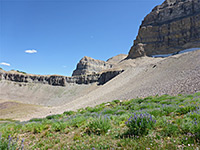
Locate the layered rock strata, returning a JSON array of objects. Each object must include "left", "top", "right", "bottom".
[
  {"left": 128, "top": 0, "right": 200, "bottom": 58},
  {"left": 72, "top": 55, "right": 127, "bottom": 76},
  {"left": 0, "top": 69, "right": 123, "bottom": 86},
  {"left": 72, "top": 56, "right": 113, "bottom": 76}
]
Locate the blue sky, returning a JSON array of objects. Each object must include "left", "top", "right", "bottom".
[{"left": 0, "top": 0, "right": 164, "bottom": 76}]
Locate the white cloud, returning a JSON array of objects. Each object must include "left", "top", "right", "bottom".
[
  {"left": 0, "top": 62, "right": 11, "bottom": 66},
  {"left": 25, "top": 49, "right": 37, "bottom": 54}
]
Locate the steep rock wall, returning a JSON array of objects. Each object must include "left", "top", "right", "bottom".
[
  {"left": 128, "top": 0, "right": 200, "bottom": 58},
  {"left": 72, "top": 56, "right": 113, "bottom": 76},
  {"left": 0, "top": 69, "right": 123, "bottom": 86}
]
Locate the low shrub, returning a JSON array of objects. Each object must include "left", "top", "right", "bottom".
[
  {"left": 102, "top": 108, "right": 117, "bottom": 115},
  {"left": 161, "top": 122, "right": 180, "bottom": 136},
  {"left": 181, "top": 117, "right": 200, "bottom": 140},
  {"left": 176, "top": 105, "right": 197, "bottom": 115},
  {"left": 51, "top": 121, "right": 67, "bottom": 132},
  {"left": 85, "top": 106, "right": 104, "bottom": 113},
  {"left": 23, "top": 122, "right": 49, "bottom": 134},
  {"left": 68, "top": 116, "right": 87, "bottom": 128},
  {"left": 46, "top": 114, "right": 63, "bottom": 120},
  {"left": 149, "top": 109, "right": 164, "bottom": 117},
  {"left": 125, "top": 113, "right": 156, "bottom": 136},
  {"left": 63, "top": 111, "right": 74, "bottom": 116},
  {"left": 86, "top": 116, "right": 111, "bottom": 135},
  {"left": 0, "top": 134, "right": 24, "bottom": 150},
  {"left": 162, "top": 106, "right": 176, "bottom": 115}
]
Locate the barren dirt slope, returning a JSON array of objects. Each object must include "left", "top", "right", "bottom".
[
  {"left": 54, "top": 50, "right": 200, "bottom": 113},
  {"left": 0, "top": 50, "right": 199, "bottom": 121}
]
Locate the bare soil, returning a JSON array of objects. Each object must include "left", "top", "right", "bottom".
[{"left": 0, "top": 50, "right": 199, "bottom": 121}]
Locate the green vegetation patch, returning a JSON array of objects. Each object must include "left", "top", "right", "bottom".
[{"left": 0, "top": 92, "right": 200, "bottom": 149}]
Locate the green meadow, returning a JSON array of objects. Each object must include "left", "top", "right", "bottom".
[{"left": 0, "top": 92, "right": 200, "bottom": 149}]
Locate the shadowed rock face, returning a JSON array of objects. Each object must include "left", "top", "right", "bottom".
[
  {"left": 0, "top": 69, "right": 123, "bottom": 86},
  {"left": 128, "top": 0, "right": 200, "bottom": 58}
]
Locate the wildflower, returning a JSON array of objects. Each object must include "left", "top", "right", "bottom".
[
  {"left": 21, "top": 138, "right": 24, "bottom": 145},
  {"left": 21, "top": 144, "right": 24, "bottom": 150}
]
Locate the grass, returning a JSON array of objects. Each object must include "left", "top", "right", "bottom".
[{"left": 0, "top": 92, "right": 200, "bottom": 149}]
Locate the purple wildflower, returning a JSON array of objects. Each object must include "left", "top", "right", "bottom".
[{"left": 194, "top": 121, "right": 197, "bottom": 125}]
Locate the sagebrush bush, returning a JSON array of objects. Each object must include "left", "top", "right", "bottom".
[
  {"left": 125, "top": 113, "right": 156, "bottom": 136},
  {"left": 86, "top": 116, "right": 111, "bottom": 135}
]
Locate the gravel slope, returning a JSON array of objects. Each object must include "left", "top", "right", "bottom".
[
  {"left": 54, "top": 50, "right": 200, "bottom": 113},
  {"left": 0, "top": 50, "right": 199, "bottom": 121}
]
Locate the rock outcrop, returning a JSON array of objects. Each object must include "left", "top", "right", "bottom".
[
  {"left": 72, "top": 55, "right": 127, "bottom": 76},
  {"left": 127, "top": 0, "right": 200, "bottom": 58},
  {"left": 72, "top": 56, "right": 113, "bottom": 76},
  {"left": 0, "top": 54, "right": 128, "bottom": 86},
  {"left": 0, "top": 69, "right": 123, "bottom": 86}
]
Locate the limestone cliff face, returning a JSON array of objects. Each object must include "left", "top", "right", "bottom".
[
  {"left": 0, "top": 54, "right": 126, "bottom": 86},
  {"left": 0, "top": 69, "right": 123, "bottom": 86},
  {"left": 72, "top": 56, "right": 113, "bottom": 76},
  {"left": 72, "top": 55, "right": 127, "bottom": 76},
  {"left": 128, "top": 0, "right": 200, "bottom": 58}
]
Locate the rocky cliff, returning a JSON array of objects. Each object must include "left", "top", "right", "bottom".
[
  {"left": 0, "top": 69, "right": 123, "bottom": 86},
  {"left": 72, "top": 56, "right": 113, "bottom": 76},
  {"left": 72, "top": 55, "right": 127, "bottom": 76},
  {"left": 0, "top": 54, "right": 127, "bottom": 86},
  {"left": 128, "top": 0, "right": 200, "bottom": 58}
]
